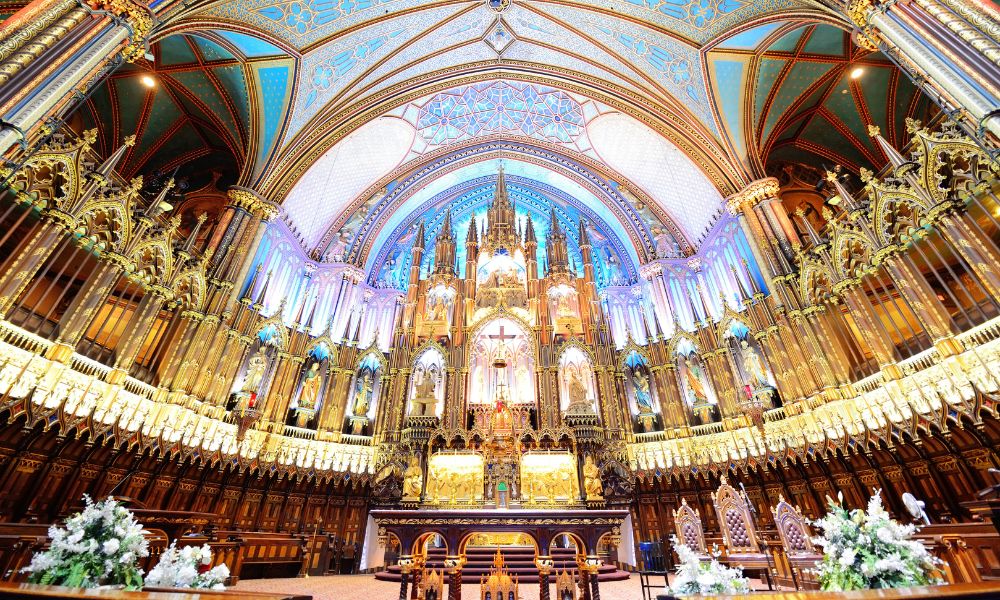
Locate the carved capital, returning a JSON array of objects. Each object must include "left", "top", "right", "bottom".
[
  {"left": 725, "top": 177, "right": 781, "bottom": 215},
  {"left": 227, "top": 187, "right": 279, "bottom": 221}
]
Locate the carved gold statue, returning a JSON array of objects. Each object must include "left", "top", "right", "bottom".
[
  {"left": 583, "top": 455, "right": 603, "bottom": 500},
  {"left": 298, "top": 362, "right": 321, "bottom": 411},
  {"left": 410, "top": 370, "right": 438, "bottom": 416},
  {"left": 241, "top": 350, "right": 267, "bottom": 393},
  {"left": 741, "top": 340, "right": 770, "bottom": 389},
  {"left": 402, "top": 455, "right": 423, "bottom": 500},
  {"left": 353, "top": 372, "right": 373, "bottom": 417}
]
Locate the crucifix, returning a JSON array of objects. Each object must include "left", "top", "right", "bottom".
[{"left": 489, "top": 325, "right": 517, "bottom": 369}]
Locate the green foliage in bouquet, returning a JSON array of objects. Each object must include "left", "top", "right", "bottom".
[
  {"left": 811, "top": 490, "right": 944, "bottom": 591},
  {"left": 22, "top": 496, "right": 148, "bottom": 590}
]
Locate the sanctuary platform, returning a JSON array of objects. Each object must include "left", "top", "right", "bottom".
[
  {"left": 371, "top": 508, "right": 628, "bottom": 597},
  {"left": 370, "top": 508, "right": 628, "bottom": 557}
]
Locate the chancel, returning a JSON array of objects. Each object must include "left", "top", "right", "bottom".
[{"left": 0, "top": 0, "right": 998, "bottom": 599}]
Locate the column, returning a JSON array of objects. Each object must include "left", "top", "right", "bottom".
[
  {"left": 397, "top": 555, "right": 413, "bottom": 600},
  {"left": 109, "top": 285, "right": 168, "bottom": 376},
  {"left": 0, "top": 220, "right": 68, "bottom": 318},
  {"left": 848, "top": 0, "right": 1000, "bottom": 138},
  {"left": 650, "top": 364, "right": 688, "bottom": 429},
  {"left": 726, "top": 179, "right": 787, "bottom": 278},
  {"left": 883, "top": 257, "right": 957, "bottom": 345},
  {"left": 535, "top": 556, "right": 553, "bottom": 600},
  {"left": 444, "top": 555, "right": 463, "bottom": 600},
  {"left": 45, "top": 254, "right": 127, "bottom": 361},
  {"left": 939, "top": 213, "right": 1000, "bottom": 300},
  {"left": 0, "top": 0, "right": 150, "bottom": 155},
  {"left": 842, "top": 287, "right": 901, "bottom": 378},
  {"left": 409, "top": 554, "right": 425, "bottom": 600}
]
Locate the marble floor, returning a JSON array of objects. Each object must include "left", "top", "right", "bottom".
[{"left": 234, "top": 572, "right": 665, "bottom": 600}]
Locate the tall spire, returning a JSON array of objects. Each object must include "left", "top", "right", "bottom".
[
  {"left": 481, "top": 164, "right": 520, "bottom": 253},
  {"left": 414, "top": 220, "right": 426, "bottom": 250},
  {"left": 577, "top": 218, "right": 590, "bottom": 247},
  {"left": 467, "top": 212, "right": 478, "bottom": 243},
  {"left": 524, "top": 213, "right": 536, "bottom": 244},
  {"left": 433, "top": 210, "right": 457, "bottom": 275}
]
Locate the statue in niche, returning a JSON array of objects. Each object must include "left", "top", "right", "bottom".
[
  {"left": 604, "top": 248, "right": 626, "bottom": 286},
  {"left": 565, "top": 369, "right": 594, "bottom": 415},
  {"left": 568, "top": 370, "right": 588, "bottom": 404},
  {"left": 428, "top": 298, "right": 449, "bottom": 321},
  {"left": 555, "top": 293, "right": 576, "bottom": 318},
  {"left": 741, "top": 340, "right": 770, "bottom": 390},
  {"left": 241, "top": 350, "right": 267, "bottom": 394},
  {"left": 326, "top": 231, "right": 350, "bottom": 262},
  {"left": 402, "top": 456, "right": 423, "bottom": 500},
  {"left": 298, "top": 362, "right": 322, "bottom": 412},
  {"left": 684, "top": 358, "right": 710, "bottom": 404},
  {"left": 652, "top": 227, "right": 680, "bottom": 258},
  {"left": 583, "top": 455, "right": 604, "bottom": 500},
  {"left": 353, "top": 372, "right": 373, "bottom": 417},
  {"left": 410, "top": 369, "right": 439, "bottom": 416},
  {"left": 632, "top": 370, "right": 654, "bottom": 414}
]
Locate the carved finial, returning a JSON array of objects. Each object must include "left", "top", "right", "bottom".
[
  {"left": 821, "top": 206, "right": 834, "bottom": 221},
  {"left": 859, "top": 167, "right": 874, "bottom": 183},
  {"left": 904, "top": 118, "right": 922, "bottom": 134},
  {"left": 866, "top": 124, "right": 881, "bottom": 138},
  {"left": 122, "top": 134, "right": 137, "bottom": 147}
]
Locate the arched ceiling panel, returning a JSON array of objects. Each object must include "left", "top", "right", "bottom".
[
  {"left": 285, "top": 4, "right": 463, "bottom": 139},
  {"left": 707, "top": 22, "right": 938, "bottom": 176},
  {"left": 282, "top": 116, "right": 416, "bottom": 248},
  {"left": 541, "top": 3, "right": 717, "bottom": 133},
  {"left": 200, "top": 0, "right": 797, "bottom": 51},
  {"left": 79, "top": 30, "right": 295, "bottom": 188},
  {"left": 336, "top": 7, "right": 499, "bottom": 105},
  {"left": 588, "top": 112, "right": 723, "bottom": 241},
  {"left": 279, "top": 80, "right": 721, "bottom": 257}
]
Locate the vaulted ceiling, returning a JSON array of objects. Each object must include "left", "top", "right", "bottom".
[
  {"left": 80, "top": 30, "right": 295, "bottom": 188},
  {"left": 67, "top": 0, "right": 939, "bottom": 279},
  {"left": 707, "top": 21, "right": 936, "bottom": 175}
]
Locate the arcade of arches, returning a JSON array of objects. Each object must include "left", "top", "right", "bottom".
[{"left": 0, "top": 0, "right": 999, "bottom": 597}]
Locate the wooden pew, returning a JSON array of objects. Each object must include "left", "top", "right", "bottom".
[
  {"left": 0, "top": 581, "right": 310, "bottom": 599},
  {"left": 0, "top": 525, "right": 49, "bottom": 582},
  {"left": 211, "top": 531, "right": 307, "bottom": 583},
  {"left": 917, "top": 522, "right": 1000, "bottom": 583}
]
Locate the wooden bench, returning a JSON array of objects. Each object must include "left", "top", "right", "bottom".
[
  {"left": 0, "top": 525, "right": 49, "bottom": 582},
  {"left": 211, "top": 531, "right": 307, "bottom": 583},
  {"left": 917, "top": 522, "right": 1000, "bottom": 583},
  {"left": 0, "top": 581, "right": 310, "bottom": 599}
]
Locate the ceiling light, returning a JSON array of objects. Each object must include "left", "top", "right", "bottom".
[
  {"left": 141, "top": 75, "right": 156, "bottom": 88},
  {"left": 850, "top": 67, "right": 864, "bottom": 79}
]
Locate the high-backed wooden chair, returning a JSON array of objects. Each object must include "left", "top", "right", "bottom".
[
  {"left": 712, "top": 477, "right": 773, "bottom": 589},
  {"left": 672, "top": 498, "right": 707, "bottom": 555},
  {"left": 771, "top": 496, "right": 821, "bottom": 589}
]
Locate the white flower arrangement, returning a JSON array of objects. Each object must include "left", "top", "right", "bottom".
[
  {"left": 669, "top": 535, "right": 751, "bottom": 596},
  {"left": 145, "top": 541, "right": 230, "bottom": 590},
  {"left": 22, "top": 495, "right": 148, "bottom": 589},
  {"left": 811, "top": 489, "right": 944, "bottom": 591}
]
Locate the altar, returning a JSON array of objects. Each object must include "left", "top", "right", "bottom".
[
  {"left": 370, "top": 508, "right": 628, "bottom": 600},
  {"left": 419, "top": 449, "right": 584, "bottom": 508}
]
